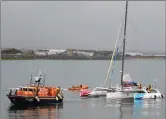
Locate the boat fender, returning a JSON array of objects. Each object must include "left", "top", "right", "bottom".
[
  {"left": 56, "top": 96, "right": 59, "bottom": 101},
  {"left": 154, "top": 95, "right": 156, "bottom": 99},
  {"left": 57, "top": 93, "right": 62, "bottom": 99},
  {"left": 60, "top": 92, "right": 64, "bottom": 98},
  {"left": 161, "top": 94, "right": 164, "bottom": 98},
  {"left": 35, "top": 96, "right": 40, "bottom": 102}
]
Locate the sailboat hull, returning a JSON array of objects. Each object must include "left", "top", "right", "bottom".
[
  {"left": 134, "top": 92, "right": 164, "bottom": 100},
  {"left": 80, "top": 93, "right": 107, "bottom": 98},
  {"left": 106, "top": 91, "right": 134, "bottom": 100},
  {"left": 7, "top": 95, "right": 63, "bottom": 106},
  {"left": 80, "top": 87, "right": 116, "bottom": 98}
]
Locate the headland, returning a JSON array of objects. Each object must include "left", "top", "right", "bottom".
[{"left": 1, "top": 48, "right": 165, "bottom": 60}]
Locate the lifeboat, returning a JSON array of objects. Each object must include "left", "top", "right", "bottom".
[
  {"left": 68, "top": 84, "right": 89, "bottom": 91},
  {"left": 6, "top": 70, "right": 64, "bottom": 106}
]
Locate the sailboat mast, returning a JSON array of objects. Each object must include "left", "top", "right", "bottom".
[{"left": 121, "top": 1, "right": 128, "bottom": 88}]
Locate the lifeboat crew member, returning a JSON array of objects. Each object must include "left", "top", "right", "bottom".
[
  {"left": 138, "top": 84, "right": 142, "bottom": 89},
  {"left": 146, "top": 85, "right": 151, "bottom": 93},
  {"left": 15, "top": 89, "right": 17, "bottom": 95},
  {"left": 148, "top": 85, "right": 152, "bottom": 93},
  {"left": 56, "top": 87, "right": 61, "bottom": 101},
  {"left": 9, "top": 89, "right": 12, "bottom": 96},
  {"left": 58, "top": 87, "right": 62, "bottom": 94},
  {"left": 146, "top": 87, "right": 149, "bottom": 92}
]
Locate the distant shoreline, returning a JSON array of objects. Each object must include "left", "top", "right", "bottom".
[
  {"left": 1, "top": 48, "right": 165, "bottom": 60},
  {"left": 1, "top": 55, "right": 165, "bottom": 60}
]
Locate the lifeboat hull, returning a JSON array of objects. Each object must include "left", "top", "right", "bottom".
[{"left": 7, "top": 95, "right": 63, "bottom": 106}]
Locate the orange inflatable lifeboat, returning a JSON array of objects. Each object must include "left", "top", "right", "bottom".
[{"left": 68, "top": 84, "right": 89, "bottom": 91}]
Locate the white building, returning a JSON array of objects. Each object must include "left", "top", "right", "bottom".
[
  {"left": 34, "top": 49, "right": 49, "bottom": 56},
  {"left": 125, "top": 52, "right": 144, "bottom": 56},
  {"left": 47, "top": 49, "right": 66, "bottom": 55},
  {"left": 34, "top": 49, "right": 66, "bottom": 56},
  {"left": 73, "top": 51, "right": 94, "bottom": 57}
]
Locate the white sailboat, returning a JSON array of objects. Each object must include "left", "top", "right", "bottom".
[
  {"left": 80, "top": 1, "right": 164, "bottom": 99},
  {"left": 106, "top": 1, "right": 164, "bottom": 100}
]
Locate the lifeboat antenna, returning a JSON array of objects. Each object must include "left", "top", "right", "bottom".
[
  {"left": 42, "top": 68, "right": 46, "bottom": 86},
  {"left": 35, "top": 70, "right": 42, "bottom": 96},
  {"left": 42, "top": 48, "right": 47, "bottom": 86},
  {"left": 29, "top": 52, "right": 33, "bottom": 86}
]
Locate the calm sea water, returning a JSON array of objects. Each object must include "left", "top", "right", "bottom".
[{"left": 1, "top": 59, "right": 165, "bottom": 119}]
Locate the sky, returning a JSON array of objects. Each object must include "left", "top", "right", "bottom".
[{"left": 1, "top": 1, "right": 165, "bottom": 53}]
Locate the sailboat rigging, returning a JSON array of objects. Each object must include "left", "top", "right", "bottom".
[
  {"left": 79, "top": 4, "right": 126, "bottom": 98},
  {"left": 106, "top": 1, "right": 135, "bottom": 100},
  {"left": 104, "top": 19, "right": 124, "bottom": 87},
  {"left": 106, "top": 1, "right": 164, "bottom": 100}
]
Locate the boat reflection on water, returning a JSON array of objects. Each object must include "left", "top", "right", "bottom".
[
  {"left": 8, "top": 103, "right": 63, "bottom": 119},
  {"left": 106, "top": 98, "right": 134, "bottom": 119},
  {"left": 133, "top": 99, "right": 164, "bottom": 117},
  {"left": 106, "top": 98, "right": 164, "bottom": 119},
  {"left": 79, "top": 97, "right": 107, "bottom": 108},
  {"left": 107, "top": 98, "right": 134, "bottom": 106}
]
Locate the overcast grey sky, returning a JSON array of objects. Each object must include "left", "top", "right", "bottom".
[{"left": 1, "top": 1, "right": 165, "bottom": 53}]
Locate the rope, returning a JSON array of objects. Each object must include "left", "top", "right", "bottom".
[
  {"left": 104, "top": 19, "right": 124, "bottom": 86},
  {"left": 109, "top": 47, "right": 119, "bottom": 81}
]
